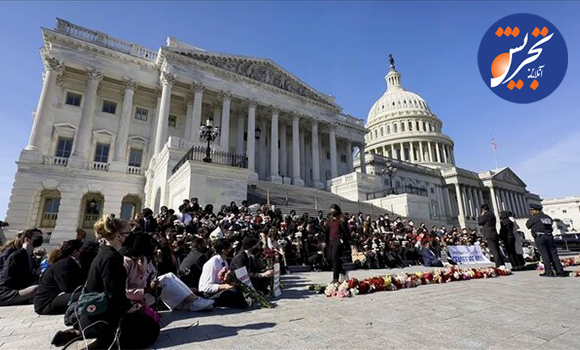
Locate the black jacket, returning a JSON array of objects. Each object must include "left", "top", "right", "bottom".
[
  {"left": 138, "top": 217, "right": 157, "bottom": 234},
  {"left": 34, "top": 256, "right": 84, "bottom": 313},
  {"left": 526, "top": 213, "right": 553, "bottom": 235},
  {"left": 178, "top": 249, "right": 208, "bottom": 288},
  {"left": 0, "top": 248, "right": 37, "bottom": 304},
  {"left": 84, "top": 245, "right": 132, "bottom": 323},
  {"left": 478, "top": 211, "right": 498, "bottom": 240},
  {"left": 230, "top": 251, "right": 262, "bottom": 280}
]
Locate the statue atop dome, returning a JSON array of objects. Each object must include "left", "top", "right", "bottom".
[{"left": 389, "top": 54, "right": 395, "bottom": 69}]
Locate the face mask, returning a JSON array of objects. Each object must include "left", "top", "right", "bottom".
[{"left": 32, "top": 236, "right": 43, "bottom": 248}]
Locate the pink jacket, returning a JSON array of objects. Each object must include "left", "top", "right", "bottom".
[{"left": 123, "top": 256, "right": 148, "bottom": 302}]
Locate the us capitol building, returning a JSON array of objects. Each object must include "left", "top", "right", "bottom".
[{"left": 5, "top": 19, "right": 541, "bottom": 241}]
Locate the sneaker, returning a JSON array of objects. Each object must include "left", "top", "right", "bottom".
[{"left": 190, "top": 298, "right": 214, "bottom": 311}]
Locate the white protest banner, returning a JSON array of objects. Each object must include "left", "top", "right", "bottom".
[
  {"left": 448, "top": 245, "right": 490, "bottom": 265},
  {"left": 273, "top": 263, "right": 281, "bottom": 297}
]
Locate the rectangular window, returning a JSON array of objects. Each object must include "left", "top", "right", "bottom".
[
  {"left": 44, "top": 198, "right": 61, "bottom": 214},
  {"left": 168, "top": 115, "right": 177, "bottom": 127},
  {"left": 134, "top": 107, "right": 148, "bottom": 121},
  {"left": 326, "top": 151, "right": 330, "bottom": 159},
  {"left": 563, "top": 209, "right": 567, "bottom": 213},
  {"left": 340, "top": 154, "right": 347, "bottom": 163},
  {"left": 102, "top": 100, "right": 117, "bottom": 114},
  {"left": 94, "top": 143, "right": 110, "bottom": 163},
  {"left": 128, "top": 148, "right": 143, "bottom": 167},
  {"left": 55, "top": 138, "right": 73, "bottom": 158},
  {"left": 65, "top": 92, "right": 82, "bottom": 107}
]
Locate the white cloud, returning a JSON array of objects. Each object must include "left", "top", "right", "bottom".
[{"left": 513, "top": 131, "right": 580, "bottom": 199}]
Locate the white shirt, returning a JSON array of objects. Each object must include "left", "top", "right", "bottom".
[{"left": 198, "top": 255, "right": 228, "bottom": 294}]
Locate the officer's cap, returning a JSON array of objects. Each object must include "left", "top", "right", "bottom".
[{"left": 529, "top": 203, "right": 543, "bottom": 211}]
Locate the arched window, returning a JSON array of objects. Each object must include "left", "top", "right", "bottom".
[
  {"left": 401, "top": 123, "right": 405, "bottom": 132},
  {"left": 387, "top": 125, "right": 391, "bottom": 134},
  {"left": 81, "top": 192, "right": 104, "bottom": 232},
  {"left": 380, "top": 127, "right": 384, "bottom": 136},
  {"left": 38, "top": 189, "right": 61, "bottom": 229},
  {"left": 374, "top": 129, "right": 378, "bottom": 138},
  {"left": 394, "top": 124, "right": 398, "bottom": 133},
  {"left": 120, "top": 195, "right": 142, "bottom": 221},
  {"left": 408, "top": 121, "right": 413, "bottom": 131}
]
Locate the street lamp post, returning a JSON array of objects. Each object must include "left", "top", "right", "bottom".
[
  {"left": 199, "top": 118, "right": 220, "bottom": 163},
  {"left": 378, "top": 161, "right": 397, "bottom": 195}
]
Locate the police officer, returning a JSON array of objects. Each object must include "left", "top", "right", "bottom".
[{"left": 525, "top": 203, "right": 567, "bottom": 277}]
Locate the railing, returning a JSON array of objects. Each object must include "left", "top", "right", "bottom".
[
  {"left": 126, "top": 166, "right": 144, "bottom": 175},
  {"left": 365, "top": 185, "right": 428, "bottom": 200},
  {"left": 91, "top": 162, "right": 110, "bottom": 172},
  {"left": 83, "top": 214, "right": 99, "bottom": 229},
  {"left": 55, "top": 18, "right": 158, "bottom": 61},
  {"left": 172, "top": 145, "right": 248, "bottom": 174},
  {"left": 42, "top": 156, "right": 68, "bottom": 167},
  {"left": 41, "top": 212, "right": 58, "bottom": 228}
]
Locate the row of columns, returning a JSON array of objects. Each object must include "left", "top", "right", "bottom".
[
  {"left": 492, "top": 187, "right": 529, "bottom": 218},
  {"left": 455, "top": 184, "right": 484, "bottom": 220},
  {"left": 374, "top": 141, "right": 454, "bottom": 164},
  {"left": 152, "top": 71, "right": 366, "bottom": 187}
]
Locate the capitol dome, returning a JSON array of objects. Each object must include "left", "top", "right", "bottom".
[{"left": 364, "top": 57, "right": 455, "bottom": 168}]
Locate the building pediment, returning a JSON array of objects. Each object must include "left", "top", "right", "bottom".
[
  {"left": 164, "top": 47, "right": 338, "bottom": 109},
  {"left": 490, "top": 167, "right": 527, "bottom": 187}
]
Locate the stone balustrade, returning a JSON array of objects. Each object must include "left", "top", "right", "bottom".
[
  {"left": 42, "top": 155, "right": 69, "bottom": 167},
  {"left": 126, "top": 166, "right": 144, "bottom": 175},
  {"left": 91, "top": 161, "right": 110, "bottom": 172},
  {"left": 55, "top": 18, "right": 157, "bottom": 61}
]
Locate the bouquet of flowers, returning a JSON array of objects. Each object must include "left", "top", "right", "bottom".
[
  {"left": 218, "top": 267, "right": 274, "bottom": 308},
  {"left": 310, "top": 266, "right": 513, "bottom": 299}
]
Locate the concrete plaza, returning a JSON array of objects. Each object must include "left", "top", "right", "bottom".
[{"left": 0, "top": 263, "right": 579, "bottom": 349}]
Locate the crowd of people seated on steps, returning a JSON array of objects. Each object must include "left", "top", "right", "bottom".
[{"left": 0, "top": 197, "right": 540, "bottom": 349}]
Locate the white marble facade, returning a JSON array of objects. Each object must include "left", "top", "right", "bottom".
[{"left": 5, "top": 19, "right": 366, "bottom": 241}]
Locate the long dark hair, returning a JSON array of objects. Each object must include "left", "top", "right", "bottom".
[
  {"left": 330, "top": 204, "right": 342, "bottom": 219},
  {"left": 48, "top": 239, "right": 83, "bottom": 264}
]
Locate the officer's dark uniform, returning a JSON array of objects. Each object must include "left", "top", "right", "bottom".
[{"left": 525, "top": 204, "right": 565, "bottom": 276}]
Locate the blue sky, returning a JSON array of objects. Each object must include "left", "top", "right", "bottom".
[{"left": 0, "top": 1, "right": 579, "bottom": 218}]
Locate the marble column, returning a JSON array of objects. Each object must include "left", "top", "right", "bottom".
[
  {"left": 147, "top": 89, "right": 161, "bottom": 164},
  {"left": 183, "top": 91, "right": 195, "bottom": 141},
  {"left": 219, "top": 91, "right": 232, "bottom": 150},
  {"left": 191, "top": 83, "right": 204, "bottom": 142},
  {"left": 25, "top": 56, "right": 64, "bottom": 156},
  {"left": 236, "top": 113, "right": 245, "bottom": 155},
  {"left": 260, "top": 118, "right": 268, "bottom": 179},
  {"left": 212, "top": 103, "right": 221, "bottom": 146},
  {"left": 435, "top": 143, "right": 442, "bottom": 163},
  {"left": 508, "top": 191, "right": 517, "bottom": 215},
  {"left": 70, "top": 68, "right": 103, "bottom": 166},
  {"left": 517, "top": 193, "right": 525, "bottom": 218},
  {"left": 152, "top": 72, "right": 175, "bottom": 156},
  {"left": 112, "top": 78, "right": 137, "bottom": 165},
  {"left": 428, "top": 141, "right": 434, "bottom": 162},
  {"left": 280, "top": 122, "right": 288, "bottom": 178},
  {"left": 472, "top": 187, "right": 480, "bottom": 216},
  {"left": 478, "top": 189, "right": 484, "bottom": 213},
  {"left": 419, "top": 142, "right": 424, "bottom": 162},
  {"left": 292, "top": 114, "right": 304, "bottom": 186},
  {"left": 269, "top": 107, "right": 281, "bottom": 183},
  {"left": 410, "top": 142, "right": 415, "bottom": 162},
  {"left": 246, "top": 100, "right": 257, "bottom": 179},
  {"left": 465, "top": 186, "right": 473, "bottom": 218},
  {"left": 346, "top": 139, "right": 354, "bottom": 173},
  {"left": 299, "top": 128, "right": 306, "bottom": 182},
  {"left": 455, "top": 184, "right": 466, "bottom": 220},
  {"left": 359, "top": 143, "right": 367, "bottom": 174},
  {"left": 311, "top": 119, "right": 322, "bottom": 188},
  {"left": 442, "top": 144, "right": 448, "bottom": 163},
  {"left": 489, "top": 186, "right": 500, "bottom": 215},
  {"left": 329, "top": 125, "right": 338, "bottom": 179}
]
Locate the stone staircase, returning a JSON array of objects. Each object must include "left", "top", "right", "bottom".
[{"left": 247, "top": 181, "right": 397, "bottom": 219}]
